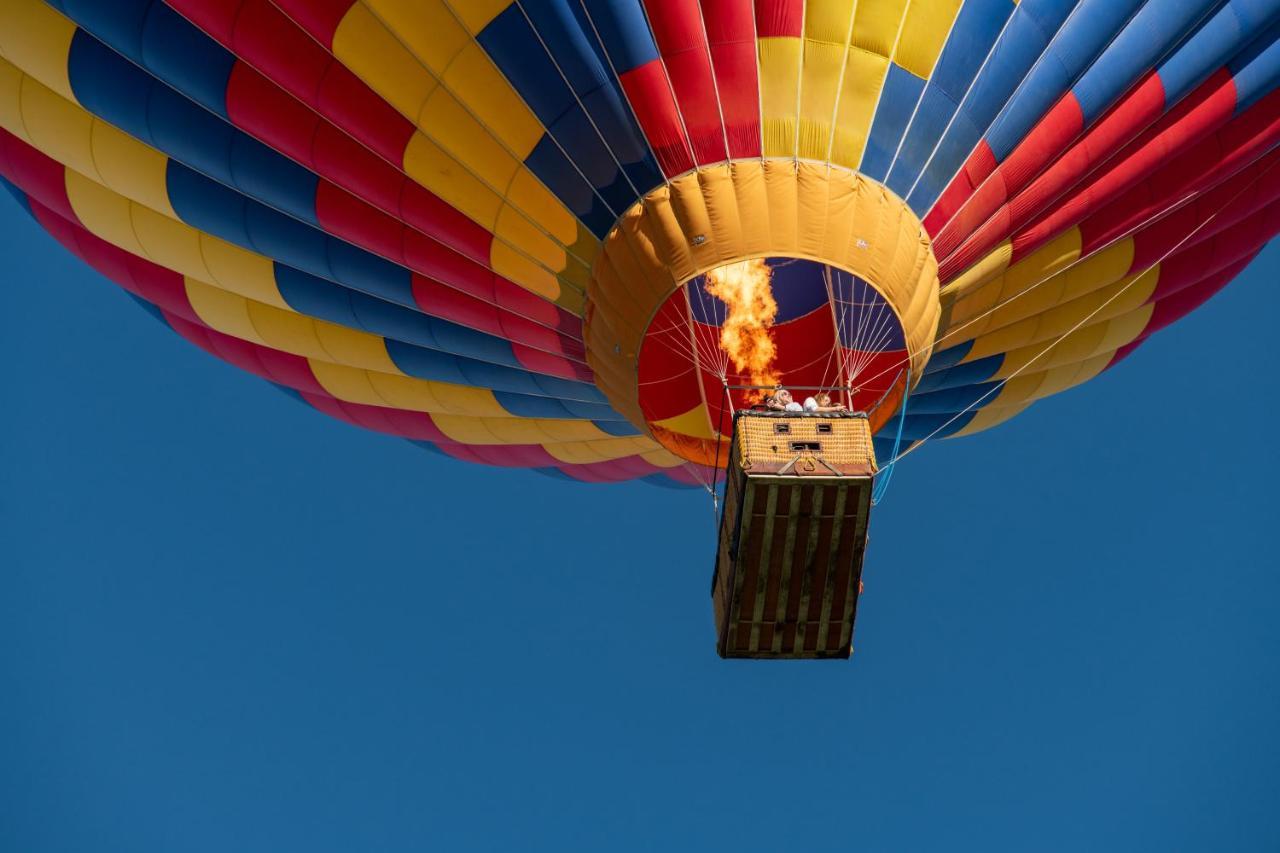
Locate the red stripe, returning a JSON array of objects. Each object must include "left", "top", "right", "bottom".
[
  {"left": 753, "top": 0, "right": 802, "bottom": 38},
  {"left": 267, "top": 0, "right": 353, "bottom": 50},
  {"left": 1005, "top": 76, "right": 1254, "bottom": 267},
  {"left": 0, "top": 131, "right": 75, "bottom": 222},
  {"left": 924, "top": 140, "right": 995, "bottom": 236},
  {"left": 644, "top": 0, "right": 730, "bottom": 166},
  {"left": 1126, "top": 150, "right": 1280, "bottom": 270},
  {"left": 619, "top": 60, "right": 696, "bottom": 176},
  {"left": 702, "top": 0, "right": 761, "bottom": 157},
  {"left": 932, "top": 93, "right": 1085, "bottom": 267}
]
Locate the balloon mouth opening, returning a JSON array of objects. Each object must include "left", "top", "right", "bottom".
[{"left": 636, "top": 257, "right": 911, "bottom": 466}]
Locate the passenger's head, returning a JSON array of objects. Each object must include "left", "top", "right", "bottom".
[
  {"left": 816, "top": 391, "right": 832, "bottom": 406},
  {"left": 776, "top": 389, "right": 793, "bottom": 404}
]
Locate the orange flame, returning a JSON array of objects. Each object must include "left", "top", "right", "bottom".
[{"left": 703, "top": 258, "right": 779, "bottom": 396}]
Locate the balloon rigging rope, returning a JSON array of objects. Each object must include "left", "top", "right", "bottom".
[{"left": 877, "top": 154, "right": 1280, "bottom": 470}]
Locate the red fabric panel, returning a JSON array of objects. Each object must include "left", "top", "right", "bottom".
[
  {"left": 1126, "top": 151, "right": 1280, "bottom": 270},
  {"left": 925, "top": 141, "right": 996, "bottom": 237},
  {"left": 637, "top": 293, "right": 706, "bottom": 421},
  {"left": 225, "top": 62, "right": 322, "bottom": 168},
  {"left": 267, "top": 0, "right": 353, "bottom": 49},
  {"left": 644, "top": 0, "right": 730, "bottom": 165},
  {"left": 1003, "top": 73, "right": 1171, "bottom": 248},
  {"left": 0, "top": 130, "right": 75, "bottom": 222},
  {"left": 701, "top": 0, "right": 760, "bottom": 157},
  {"left": 619, "top": 61, "right": 696, "bottom": 176},
  {"left": 510, "top": 344, "right": 593, "bottom": 383},
  {"left": 1079, "top": 94, "right": 1280, "bottom": 258},
  {"left": 1108, "top": 255, "right": 1254, "bottom": 367},
  {"left": 933, "top": 94, "right": 1085, "bottom": 268},
  {"left": 754, "top": 0, "right": 802, "bottom": 38},
  {"left": 1004, "top": 77, "right": 1259, "bottom": 269},
  {"left": 163, "top": 0, "right": 241, "bottom": 44},
  {"left": 1148, "top": 204, "right": 1280, "bottom": 300}
]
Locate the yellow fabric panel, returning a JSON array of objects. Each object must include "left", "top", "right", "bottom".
[
  {"left": 184, "top": 281, "right": 269, "bottom": 347},
  {"left": 332, "top": 5, "right": 440, "bottom": 121},
  {"left": 401, "top": 133, "right": 583, "bottom": 309},
  {"left": 831, "top": 49, "right": 889, "bottom": 168},
  {"left": 360, "top": 0, "right": 469, "bottom": 76},
  {"left": 442, "top": 0, "right": 510, "bottom": 34},
  {"left": 431, "top": 414, "right": 611, "bottom": 446},
  {"left": 853, "top": 0, "right": 909, "bottom": 57},
  {"left": 653, "top": 404, "right": 717, "bottom": 440},
  {"left": 758, "top": 37, "right": 802, "bottom": 157},
  {"left": 993, "top": 307, "right": 1153, "bottom": 380},
  {"left": 964, "top": 269, "right": 1156, "bottom": 362},
  {"left": 63, "top": 170, "right": 145, "bottom": 254},
  {"left": 544, "top": 437, "right": 659, "bottom": 465},
  {"left": 950, "top": 402, "right": 1031, "bottom": 437},
  {"left": 639, "top": 447, "right": 686, "bottom": 469},
  {"left": 992, "top": 351, "right": 1114, "bottom": 407},
  {"left": 88, "top": 122, "right": 176, "bottom": 219},
  {"left": 246, "top": 302, "right": 352, "bottom": 364},
  {"left": 798, "top": 36, "right": 851, "bottom": 161},
  {"left": 312, "top": 322, "right": 402, "bottom": 374},
  {"left": 199, "top": 239, "right": 287, "bottom": 309},
  {"left": 187, "top": 280, "right": 405, "bottom": 375},
  {"left": 311, "top": 362, "right": 507, "bottom": 417},
  {"left": 0, "top": 0, "right": 75, "bottom": 101},
  {"left": 895, "top": 0, "right": 966, "bottom": 79},
  {"left": 441, "top": 42, "right": 544, "bottom": 157},
  {"left": 943, "top": 231, "right": 1082, "bottom": 330},
  {"left": 12, "top": 77, "right": 97, "bottom": 179},
  {"left": 0, "top": 61, "right": 178, "bottom": 219}
]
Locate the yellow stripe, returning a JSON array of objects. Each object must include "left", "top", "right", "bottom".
[
  {"left": 895, "top": 0, "right": 966, "bottom": 79},
  {"left": 798, "top": 1, "right": 856, "bottom": 160},
  {"left": 0, "top": 0, "right": 75, "bottom": 102},
  {"left": 759, "top": 36, "right": 802, "bottom": 157}
]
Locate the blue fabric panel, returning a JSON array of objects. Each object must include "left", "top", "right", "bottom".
[
  {"left": 906, "top": 0, "right": 1076, "bottom": 211},
  {"left": 165, "top": 161, "right": 253, "bottom": 247},
  {"left": 911, "top": 354, "right": 1004, "bottom": 394},
  {"left": 58, "top": 0, "right": 235, "bottom": 119},
  {"left": 382, "top": 340, "right": 474, "bottom": 387},
  {"left": 524, "top": 138, "right": 618, "bottom": 237},
  {"left": 906, "top": 382, "right": 1001, "bottom": 415},
  {"left": 429, "top": 320, "right": 522, "bottom": 369},
  {"left": 887, "top": 84, "right": 962, "bottom": 197},
  {"left": 592, "top": 417, "right": 641, "bottom": 436},
  {"left": 348, "top": 291, "right": 441, "bottom": 349},
  {"left": 411, "top": 440, "right": 450, "bottom": 458},
  {"left": 66, "top": 32, "right": 319, "bottom": 226},
  {"left": 529, "top": 373, "right": 608, "bottom": 402},
  {"left": 482, "top": 1, "right": 662, "bottom": 207},
  {"left": 1158, "top": 0, "right": 1280, "bottom": 104},
  {"left": 1228, "top": 22, "right": 1280, "bottom": 110},
  {"left": 273, "top": 265, "right": 361, "bottom": 328},
  {"left": 922, "top": 340, "right": 974, "bottom": 373},
  {"left": 455, "top": 358, "right": 544, "bottom": 395},
  {"left": 494, "top": 391, "right": 578, "bottom": 419},
  {"left": 886, "top": 0, "right": 1014, "bottom": 196},
  {"left": 582, "top": 0, "right": 661, "bottom": 72},
  {"left": 1072, "top": 0, "right": 1220, "bottom": 122},
  {"left": 861, "top": 65, "right": 925, "bottom": 181},
  {"left": 897, "top": 411, "right": 977, "bottom": 441},
  {"left": 985, "top": 0, "right": 1146, "bottom": 161},
  {"left": 324, "top": 239, "right": 416, "bottom": 308}
]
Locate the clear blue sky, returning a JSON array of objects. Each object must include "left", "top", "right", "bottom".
[{"left": 2, "top": 196, "right": 1278, "bottom": 852}]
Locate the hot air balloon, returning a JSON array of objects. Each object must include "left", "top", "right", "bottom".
[{"left": 1, "top": 0, "right": 1276, "bottom": 654}]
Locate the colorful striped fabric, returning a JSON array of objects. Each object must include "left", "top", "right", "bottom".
[{"left": 0, "top": 0, "right": 1274, "bottom": 485}]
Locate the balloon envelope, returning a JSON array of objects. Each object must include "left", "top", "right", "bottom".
[{"left": 0, "top": 0, "right": 1275, "bottom": 485}]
